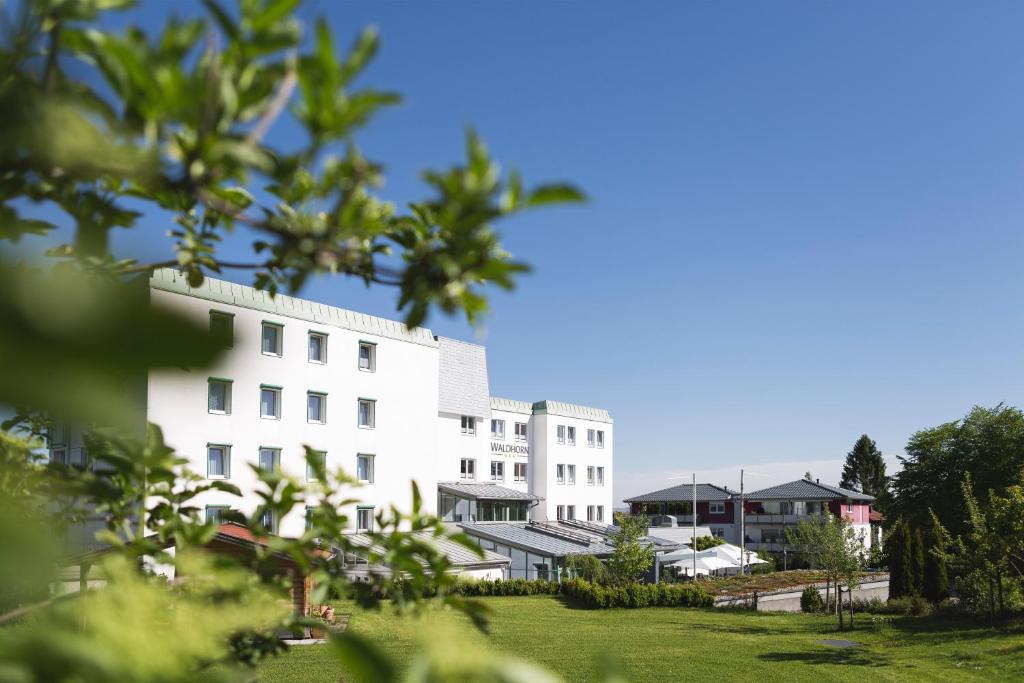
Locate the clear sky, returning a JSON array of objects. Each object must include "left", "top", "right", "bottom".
[{"left": 18, "top": 2, "right": 1024, "bottom": 501}]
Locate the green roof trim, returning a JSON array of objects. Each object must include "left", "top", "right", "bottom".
[
  {"left": 209, "top": 309, "right": 235, "bottom": 317},
  {"left": 307, "top": 390, "right": 328, "bottom": 396},
  {"left": 208, "top": 376, "right": 234, "bottom": 383},
  {"left": 260, "top": 384, "right": 283, "bottom": 390},
  {"left": 309, "top": 329, "right": 329, "bottom": 336}
]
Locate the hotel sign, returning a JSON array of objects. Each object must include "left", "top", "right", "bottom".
[{"left": 491, "top": 442, "right": 529, "bottom": 455}]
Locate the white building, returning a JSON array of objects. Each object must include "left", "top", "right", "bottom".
[{"left": 51, "top": 269, "right": 614, "bottom": 555}]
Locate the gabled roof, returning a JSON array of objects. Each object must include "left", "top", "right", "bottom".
[
  {"left": 746, "top": 479, "right": 874, "bottom": 502},
  {"left": 531, "top": 400, "right": 613, "bottom": 424},
  {"left": 150, "top": 268, "right": 437, "bottom": 347},
  {"left": 438, "top": 482, "right": 538, "bottom": 501},
  {"left": 624, "top": 483, "right": 738, "bottom": 504}
]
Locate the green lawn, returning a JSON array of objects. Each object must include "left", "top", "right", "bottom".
[{"left": 258, "top": 597, "right": 1024, "bottom": 682}]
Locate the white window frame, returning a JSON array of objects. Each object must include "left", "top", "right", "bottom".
[
  {"left": 358, "top": 341, "right": 376, "bottom": 372},
  {"left": 556, "top": 505, "right": 565, "bottom": 521},
  {"left": 556, "top": 425, "right": 566, "bottom": 444},
  {"left": 597, "top": 430, "right": 605, "bottom": 449},
  {"left": 206, "top": 505, "right": 230, "bottom": 524},
  {"left": 847, "top": 502, "right": 853, "bottom": 513},
  {"left": 207, "top": 444, "right": 231, "bottom": 479},
  {"left": 259, "top": 508, "right": 277, "bottom": 534},
  {"left": 587, "top": 505, "right": 596, "bottom": 522},
  {"left": 490, "top": 419, "right": 505, "bottom": 439},
  {"left": 460, "top": 458, "right": 476, "bottom": 480},
  {"left": 515, "top": 422, "right": 527, "bottom": 441},
  {"left": 490, "top": 461, "right": 505, "bottom": 481},
  {"left": 709, "top": 501, "right": 725, "bottom": 515},
  {"left": 567, "top": 464, "right": 576, "bottom": 485},
  {"left": 261, "top": 322, "right": 283, "bottom": 357},
  {"left": 567, "top": 426, "right": 576, "bottom": 446},
  {"left": 358, "top": 399, "right": 376, "bottom": 429},
  {"left": 258, "top": 447, "right": 280, "bottom": 473},
  {"left": 597, "top": 467, "right": 605, "bottom": 486},
  {"left": 461, "top": 415, "right": 477, "bottom": 435},
  {"left": 356, "top": 507, "right": 374, "bottom": 532},
  {"left": 307, "top": 391, "right": 327, "bottom": 424},
  {"left": 566, "top": 505, "right": 576, "bottom": 521},
  {"left": 208, "top": 378, "right": 232, "bottom": 415},
  {"left": 556, "top": 464, "right": 565, "bottom": 484},
  {"left": 260, "top": 386, "right": 282, "bottom": 420},
  {"left": 308, "top": 331, "right": 328, "bottom": 364},
  {"left": 356, "top": 453, "right": 375, "bottom": 484},
  {"left": 587, "top": 429, "right": 595, "bottom": 447},
  {"left": 587, "top": 466, "right": 595, "bottom": 486},
  {"left": 597, "top": 506, "right": 604, "bottom": 522},
  {"left": 514, "top": 462, "right": 527, "bottom": 482}
]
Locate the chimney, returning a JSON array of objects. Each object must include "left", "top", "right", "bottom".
[{"left": 816, "top": 478, "right": 819, "bottom": 483}]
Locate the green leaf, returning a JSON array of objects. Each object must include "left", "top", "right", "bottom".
[
  {"left": 329, "top": 632, "right": 396, "bottom": 683},
  {"left": 525, "top": 183, "right": 587, "bottom": 208}
]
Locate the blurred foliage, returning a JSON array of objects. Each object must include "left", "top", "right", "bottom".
[{"left": 0, "top": 0, "right": 590, "bottom": 680}]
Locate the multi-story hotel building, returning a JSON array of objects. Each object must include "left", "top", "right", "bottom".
[{"left": 50, "top": 269, "right": 614, "bottom": 566}]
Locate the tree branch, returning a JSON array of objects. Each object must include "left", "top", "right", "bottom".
[{"left": 245, "top": 62, "right": 297, "bottom": 147}]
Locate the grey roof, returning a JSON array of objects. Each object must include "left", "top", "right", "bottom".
[
  {"left": 624, "top": 483, "right": 738, "bottom": 504},
  {"left": 459, "top": 522, "right": 616, "bottom": 558},
  {"left": 438, "top": 482, "right": 537, "bottom": 501},
  {"left": 532, "top": 400, "right": 613, "bottom": 424},
  {"left": 747, "top": 479, "right": 875, "bottom": 502},
  {"left": 437, "top": 337, "right": 491, "bottom": 418},
  {"left": 346, "top": 532, "right": 510, "bottom": 568},
  {"left": 150, "top": 268, "right": 437, "bottom": 346},
  {"left": 490, "top": 397, "right": 533, "bottom": 415}
]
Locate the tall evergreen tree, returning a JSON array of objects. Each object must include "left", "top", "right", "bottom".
[
  {"left": 922, "top": 525, "right": 949, "bottom": 604},
  {"left": 840, "top": 434, "right": 888, "bottom": 497},
  {"left": 911, "top": 528, "right": 925, "bottom": 595},
  {"left": 887, "top": 520, "right": 914, "bottom": 599}
]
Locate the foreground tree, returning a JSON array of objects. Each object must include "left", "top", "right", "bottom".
[
  {"left": 885, "top": 520, "right": 914, "bottom": 600},
  {"left": 787, "top": 515, "right": 862, "bottom": 630},
  {"left": 922, "top": 522, "right": 950, "bottom": 604},
  {"left": 911, "top": 528, "right": 926, "bottom": 596},
  {"left": 0, "top": 1, "right": 582, "bottom": 680},
  {"left": 839, "top": 434, "right": 888, "bottom": 498}
]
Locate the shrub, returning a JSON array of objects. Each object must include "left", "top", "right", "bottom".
[
  {"left": 800, "top": 586, "right": 824, "bottom": 613},
  {"left": 564, "top": 554, "right": 608, "bottom": 583},
  {"left": 871, "top": 596, "right": 932, "bottom": 616},
  {"left": 561, "top": 579, "right": 713, "bottom": 609}
]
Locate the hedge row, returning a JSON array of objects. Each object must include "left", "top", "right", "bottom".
[
  {"left": 450, "top": 578, "right": 562, "bottom": 597},
  {"left": 560, "top": 579, "right": 713, "bottom": 609}
]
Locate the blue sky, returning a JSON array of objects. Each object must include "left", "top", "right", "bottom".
[{"left": 17, "top": 2, "right": 1024, "bottom": 500}]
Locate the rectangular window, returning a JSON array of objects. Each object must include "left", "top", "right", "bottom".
[
  {"left": 308, "top": 332, "right": 327, "bottom": 363},
  {"left": 514, "top": 462, "right": 527, "bottom": 482},
  {"left": 358, "top": 342, "right": 376, "bottom": 371},
  {"left": 587, "top": 429, "right": 595, "bottom": 447},
  {"left": 50, "top": 448, "right": 68, "bottom": 465},
  {"left": 460, "top": 458, "right": 476, "bottom": 480},
  {"left": 491, "top": 419, "right": 505, "bottom": 439},
  {"left": 567, "top": 464, "right": 576, "bottom": 485},
  {"left": 307, "top": 392, "right": 327, "bottom": 423},
  {"left": 587, "top": 505, "right": 596, "bottom": 522},
  {"left": 306, "top": 450, "right": 326, "bottom": 482},
  {"left": 261, "top": 322, "right": 283, "bottom": 356},
  {"left": 206, "top": 506, "right": 229, "bottom": 524},
  {"left": 556, "top": 425, "right": 565, "bottom": 444},
  {"left": 356, "top": 507, "right": 374, "bottom": 532},
  {"left": 208, "top": 378, "right": 232, "bottom": 414},
  {"left": 596, "top": 430, "right": 605, "bottom": 449},
  {"left": 566, "top": 505, "right": 576, "bottom": 521},
  {"left": 260, "top": 386, "right": 281, "bottom": 419},
  {"left": 490, "top": 461, "right": 505, "bottom": 481},
  {"left": 567, "top": 426, "right": 576, "bottom": 446},
  {"left": 847, "top": 502, "right": 853, "bottom": 513},
  {"left": 597, "top": 506, "right": 604, "bottom": 522},
  {"left": 207, "top": 444, "right": 230, "bottom": 479},
  {"left": 48, "top": 422, "right": 67, "bottom": 447},
  {"left": 460, "top": 415, "right": 477, "bottom": 435},
  {"left": 356, "top": 454, "right": 374, "bottom": 483},
  {"left": 587, "top": 466, "right": 595, "bottom": 486},
  {"left": 556, "top": 505, "right": 565, "bottom": 521},
  {"left": 709, "top": 501, "right": 725, "bottom": 514},
  {"left": 258, "top": 447, "right": 279, "bottom": 473},
  {"left": 556, "top": 464, "right": 565, "bottom": 484},
  {"left": 358, "top": 399, "right": 375, "bottom": 429},
  {"left": 259, "top": 509, "right": 276, "bottom": 534},
  {"left": 597, "top": 467, "right": 605, "bottom": 486},
  {"left": 514, "top": 422, "right": 527, "bottom": 441},
  {"left": 210, "top": 311, "right": 234, "bottom": 348},
  {"left": 305, "top": 506, "right": 316, "bottom": 531}
]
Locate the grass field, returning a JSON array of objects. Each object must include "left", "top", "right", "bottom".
[{"left": 256, "top": 596, "right": 1024, "bottom": 682}]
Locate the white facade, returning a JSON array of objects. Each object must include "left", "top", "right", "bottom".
[{"left": 71, "top": 270, "right": 615, "bottom": 540}]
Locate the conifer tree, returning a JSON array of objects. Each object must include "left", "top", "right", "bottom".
[
  {"left": 922, "top": 525, "right": 950, "bottom": 604},
  {"left": 840, "top": 434, "right": 888, "bottom": 497},
  {"left": 887, "top": 520, "right": 914, "bottom": 599},
  {"left": 911, "top": 528, "right": 925, "bottom": 595}
]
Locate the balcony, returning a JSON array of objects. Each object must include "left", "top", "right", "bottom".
[{"left": 743, "top": 511, "right": 831, "bottom": 524}]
